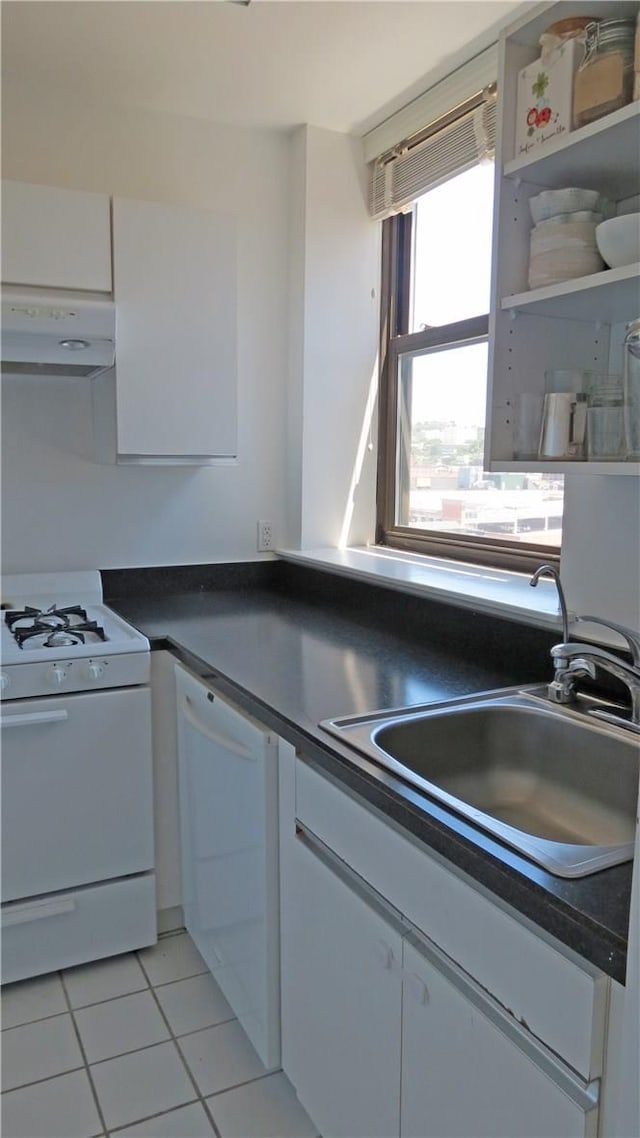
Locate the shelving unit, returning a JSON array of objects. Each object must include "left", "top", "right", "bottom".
[
  {"left": 486, "top": 0, "right": 640, "bottom": 475},
  {"left": 503, "top": 101, "right": 640, "bottom": 198},
  {"left": 501, "top": 263, "right": 640, "bottom": 323}
]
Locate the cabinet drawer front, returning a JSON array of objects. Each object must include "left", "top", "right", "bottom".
[
  {"left": 1, "top": 874, "right": 157, "bottom": 984},
  {"left": 296, "top": 759, "right": 608, "bottom": 1081}
]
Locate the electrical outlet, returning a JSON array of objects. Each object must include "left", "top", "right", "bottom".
[{"left": 257, "top": 520, "right": 274, "bottom": 551}]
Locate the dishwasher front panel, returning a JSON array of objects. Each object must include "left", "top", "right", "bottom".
[{"left": 175, "top": 665, "right": 281, "bottom": 1070}]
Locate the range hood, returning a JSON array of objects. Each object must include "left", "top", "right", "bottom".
[{"left": 1, "top": 287, "right": 115, "bottom": 378}]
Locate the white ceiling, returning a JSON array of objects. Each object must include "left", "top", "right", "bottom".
[{"left": 1, "top": 0, "right": 527, "bottom": 137}]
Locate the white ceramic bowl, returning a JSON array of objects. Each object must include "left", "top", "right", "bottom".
[
  {"left": 595, "top": 214, "right": 640, "bottom": 269},
  {"left": 529, "top": 188, "right": 603, "bottom": 225},
  {"left": 534, "top": 210, "right": 602, "bottom": 229}
]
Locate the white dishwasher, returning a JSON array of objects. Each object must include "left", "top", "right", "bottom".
[{"left": 175, "top": 664, "right": 281, "bottom": 1070}]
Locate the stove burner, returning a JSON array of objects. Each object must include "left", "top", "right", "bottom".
[
  {"left": 5, "top": 605, "right": 107, "bottom": 649},
  {"left": 45, "top": 630, "right": 85, "bottom": 648},
  {"left": 5, "top": 605, "right": 87, "bottom": 631}
]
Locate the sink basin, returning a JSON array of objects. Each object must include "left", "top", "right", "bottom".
[{"left": 321, "top": 687, "right": 639, "bottom": 877}]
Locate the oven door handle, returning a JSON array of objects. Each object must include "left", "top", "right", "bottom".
[{"left": 0, "top": 709, "right": 69, "bottom": 729}]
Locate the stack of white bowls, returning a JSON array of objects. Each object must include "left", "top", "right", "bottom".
[{"left": 528, "top": 188, "right": 609, "bottom": 290}]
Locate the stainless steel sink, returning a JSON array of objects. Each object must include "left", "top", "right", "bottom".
[{"left": 320, "top": 687, "right": 639, "bottom": 878}]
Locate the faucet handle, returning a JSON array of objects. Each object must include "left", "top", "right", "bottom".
[{"left": 575, "top": 615, "right": 640, "bottom": 667}]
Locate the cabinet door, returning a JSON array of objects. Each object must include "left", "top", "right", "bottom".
[
  {"left": 285, "top": 826, "right": 402, "bottom": 1138},
  {"left": 1, "top": 180, "right": 112, "bottom": 291},
  {"left": 401, "top": 939, "right": 598, "bottom": 1138},
  {"left": 112, "top": 197, "right": 237, "bottom": 460}
]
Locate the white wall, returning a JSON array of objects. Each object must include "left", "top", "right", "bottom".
[
  {"left": 290, "top": 125, "right": 379, "bottom": 549},
  {"left": 285, "top": 128, "right": 307, "bottom": 551},
  {"left": 1, "top": 82, "right": 290, "bottom": 571},
  {"left": 561, "top": 475, "right": 640, "bottom": 630}
]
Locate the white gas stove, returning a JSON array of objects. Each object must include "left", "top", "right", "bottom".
[
  {"left": 1, "top": 570, "right": 156, "bottom": 985},
  {"left": 1, "top": 570, "right": 149, "bottom": 700}
]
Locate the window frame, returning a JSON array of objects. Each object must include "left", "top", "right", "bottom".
[{"left": 376, "top": 209, "right": 561, "bottom": 575}]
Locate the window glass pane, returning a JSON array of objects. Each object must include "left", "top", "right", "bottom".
[
  {"left": 395, "top": 343, "right": 563, "bottom": 548},
  {"left": 410, "top": 164, "right": 494, "bottom": 330}
]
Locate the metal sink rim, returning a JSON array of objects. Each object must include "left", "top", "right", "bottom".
[{"left": 319, "top": 685, "right": 638, "bottom": 879}]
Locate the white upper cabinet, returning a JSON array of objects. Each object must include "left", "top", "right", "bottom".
[
  {"left": 486, "top": 1, "right": 640, "bottom": 476},
  {"left": 2, "top": 180, "right": 238, "bottom": 463},
  {"left": 1, "top": 180, "right": 112, "bottom": 292},
  {"left": 109, "top": 197, "right": 237, "bottom": 462}
]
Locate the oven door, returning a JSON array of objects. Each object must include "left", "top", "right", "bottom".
[{"left": 1, "top": 686, "right": 154, "bottom": 902}]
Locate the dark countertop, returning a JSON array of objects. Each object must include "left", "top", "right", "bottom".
[{"left": 103, "top": 561, "right": 633, "bottom": 984}]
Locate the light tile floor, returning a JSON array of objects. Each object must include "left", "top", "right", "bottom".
[{"left": 1, "top": 930, "right": 319, "bottom": 1138}]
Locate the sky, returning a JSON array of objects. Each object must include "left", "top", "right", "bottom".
[{"left": 410, "top": 162, "right": 494, "bottom": 427}]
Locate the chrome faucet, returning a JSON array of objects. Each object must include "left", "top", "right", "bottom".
[
  {"left": 529, "top": 563, "right": 570, "bottom": 643},
  {"left": 529, "top": 566, "right": 640, "bottom": 729},
  {"left": 549, "top": 637, "right": 640, "bottom": 726}
]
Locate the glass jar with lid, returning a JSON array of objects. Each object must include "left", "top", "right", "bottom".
[
  {"left": 573, "top": 18, "right": 636, "bottom": 128},
  {"left": 623, "top": 318, "right": 640, "bottom": 460}
]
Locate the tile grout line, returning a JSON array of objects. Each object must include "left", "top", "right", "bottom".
[
  {"left": 136, "top": 947, "right": 225, "bottom": 1138},
  {"left": 3, "top": 995, "right": 243, "bottom": 1081},
  {"left": 1, "top": 1006, "right": 75, "bottom": 1031},
  {"left": 2, "top": 936, "right": 294, "bottom": 1137},
  {"left": 59, "top": 968, "right": 111, "bottom": 1138},
  {"left": 1, "top": 1060, "right": 88, "bottom": 1097},
  {"left": 135, "top": 939, "right": 292, "bottom": 1131},
  {"left": 56, "top": 973, "right": 151, "bottom": 1012}
]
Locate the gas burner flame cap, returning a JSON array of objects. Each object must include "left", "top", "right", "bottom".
[{"left": 46, "top": 631, "right": 80, "bottom": 648}]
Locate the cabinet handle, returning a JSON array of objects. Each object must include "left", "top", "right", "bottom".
[
  {"left": 1, "top": 709, "right": 69, "bottom": 729},
  {"left": 404, "top": 971, "right": 429, "bottom": 1006},
  {"left": 374, "top": 938, "right": 401, "bottom": 974},
  {"left": 2, "top": 896, "right": 77, "bottom": 927},
  {"left": 179, "top": 695, "right": 257, "bottom": 760}
]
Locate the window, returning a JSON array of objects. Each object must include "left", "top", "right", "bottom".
[{"left": 374, "top": 95, "right": 563, "bottom": 573}]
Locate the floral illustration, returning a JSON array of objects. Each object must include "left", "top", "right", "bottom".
[{"left": 526, "top": 70, "right": 555, "bottom": 133}]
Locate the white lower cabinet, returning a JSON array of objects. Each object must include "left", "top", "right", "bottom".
[
  {"left": 282, "top": 759, "right": 605, "bottom": 1138},
  {"left": 401, "top": 936, "right": 597, "bottom": 1138},
  {"left": 285, "top": 829, "right": 402, "bottom": 1138}
]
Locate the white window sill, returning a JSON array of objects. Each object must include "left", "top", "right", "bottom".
[{"left": 276, "top": 545, "right": 566, "bottom": 633}]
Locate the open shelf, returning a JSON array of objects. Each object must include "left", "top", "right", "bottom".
[
  {"left": 501, "top": 263, "right": 640, "bottom": 323},
  {"left": 503, "top": 102, "right": 640, "bottom": 200},
  {"left": 489, "top": 3, "right": 639, "bottom": 481},
  {"left": 488, "top": 460, "right": 640, "bottom": 476}
]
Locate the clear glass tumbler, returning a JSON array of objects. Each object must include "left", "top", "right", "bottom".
[{"left": 623, "top": 318, "right": 640, "bottom": 460}]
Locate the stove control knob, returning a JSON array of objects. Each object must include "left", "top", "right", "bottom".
[
  {"left": 87, "top": 662, "right": 105, "bottom": 682},
  {"left": 49, "top": 665, "right": 68, "bottom": 687},
  {"left": 0, "top": 673, "right": 9, "bottom": 693}
]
